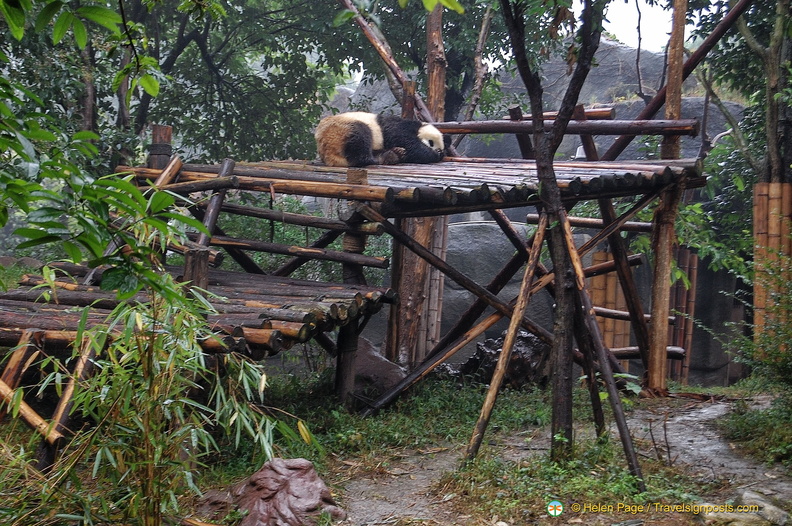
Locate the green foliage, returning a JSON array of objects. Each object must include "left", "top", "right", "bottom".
[
  {"left": 0, "top": 177, "right": 286, "bottom": 523},
  {"left": 721, "top": 394, "right": 792, "bottom": 467},
  {"left": 442, "top": 437, "right": 703, "bottom": 522},
  {"left": 244, "top": 375, "right": 550, "bottom": 465},
  {"left": 691, "top": 1, "right": 779, "bottom": 102}
]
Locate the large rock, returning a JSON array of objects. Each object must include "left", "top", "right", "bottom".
[
  {"left": 354, "top": 337, "right": 407, "bottom": 398},
  {"left": 700, "top": 488, "right": 790, "bottom": 525},
  {"left": 198, "top": 458, "right": 346, "bottom": 526}
]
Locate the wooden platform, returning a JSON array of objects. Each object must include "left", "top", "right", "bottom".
[
  {"left": 127, "top": 157, "right": 705, "bottom": 217},
  {"left": 0, "top": 263, "right": 395, "bottom": 358}
]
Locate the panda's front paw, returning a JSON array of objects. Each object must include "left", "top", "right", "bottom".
[{"left": 380, "top": 147, "right": 407, "bottom": 165}]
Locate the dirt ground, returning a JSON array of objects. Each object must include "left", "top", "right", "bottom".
[{"left": 334, "top": 396, "right": 792, "bottom": 525}]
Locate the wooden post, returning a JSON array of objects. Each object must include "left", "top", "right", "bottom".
[
  {"left": 660, "top": 0, "right": 688, "bottom": 160},
  {"left": 196, "top": 158, "right": 235, "bottom": 246},
  {"left": 647, "top": 181, "right": 686, "bottom": 394},
  {"left": 508, "top": 105, "right": 535, "bottom": 159},
  {"left": 336, "top": 168, "right": 369, "bottom": 407},
  {"left": 573, "top": 104, "right": 599, "bottom": 161},
  {"left": 425, "top": 19, "right": 449, "bottom": 362},
  {"left": 390, "top": 72, "right": 448, "bottom": 367},
  {"left": 148, "top": 125, "right": 173, "bottom": 170},
  {"left": 182, "top": 248, "right": 210, "bottom": 291}
]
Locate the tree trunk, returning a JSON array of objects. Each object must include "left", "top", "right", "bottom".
[{"left": 660, "top": 0, "right": 688, "bottom": 160}]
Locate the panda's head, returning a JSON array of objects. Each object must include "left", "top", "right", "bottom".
[{"left": 418, "top": 123, "right": 445, "bottom": 154}]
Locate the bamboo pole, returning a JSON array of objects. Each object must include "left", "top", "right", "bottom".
[
  {"left": 47, "top": 339, "right": 96, "bottom": 441},
  {"left": 0, "top": 378, "right": 64, "bottom": 444},
  {"left": 0, "top": 329, "right": 44, "bottom": 390},
  {"left": 466, "top": 215, "right": 547, "bottom": 461},
  {"left": 0, "top": 329, "right": 44, "bottom": 419},
  {"left": 151, "top": 154, "right": 183, "bottom": 187},
  {"left": 185, "top": 233, "right": 388, "bottom": 268},
  {"left": 681, "top": 252, "right": 699, "bottom": 385}
]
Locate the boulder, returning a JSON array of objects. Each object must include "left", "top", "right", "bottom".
[
  {"left": 198, "top": 458, "right": 346, "bottom": 526},
  {"left": 739, "top": 490, "right": 789, "bottom": 526},
  {"left": 354, "top": 337, "right": 407, "bottom": 398}
]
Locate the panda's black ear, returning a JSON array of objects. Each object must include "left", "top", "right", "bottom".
[{"left": 443, "top": 134, "right": 452, "bottom": 152}]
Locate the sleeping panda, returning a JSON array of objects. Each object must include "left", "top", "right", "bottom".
[{"left": 314, "top": 112, "right": 446, "bottom": 167}]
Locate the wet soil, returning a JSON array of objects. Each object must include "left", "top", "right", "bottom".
[{"left": 334, "top": 396, "right": 792, "bottom": 525}]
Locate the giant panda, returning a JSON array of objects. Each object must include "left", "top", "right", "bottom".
[{"left": 315, "top": 112, "right": 446, "bottom": 167}]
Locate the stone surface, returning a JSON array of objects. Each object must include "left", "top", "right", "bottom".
[
  {"left": 198, "top": 458, "right": 346, "bottom": 526},
  {"left": 353, "top": 337, "right": 407, "bottom": 397},
  {"left": 739, "top": 490, "right": 790, "bottom": 525}
]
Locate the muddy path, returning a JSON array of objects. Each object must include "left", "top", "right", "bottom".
[
  {"left": 334, "top": 397, "right": 792, "bottom": 525},
  {"left": 627, "top": 397, "right": 792, "bottom": 503}
]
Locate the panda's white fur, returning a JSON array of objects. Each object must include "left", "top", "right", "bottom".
[{"left": 315, "top": 112, "right": 445, "bottom": 167}]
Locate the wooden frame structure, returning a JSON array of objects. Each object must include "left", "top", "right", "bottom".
[{"left": 0, "top": 113, "right": 704, "bottom": 474}]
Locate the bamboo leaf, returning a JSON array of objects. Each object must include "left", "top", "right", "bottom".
[
  {"left": 0, "top": 1, "right": 25, "bottom": 40},
  {"left": 258, "top": 372, "right": 267, "bottom": 396},
  {"left": 297, "top": 420, "right": 312, "bottom": 445}
]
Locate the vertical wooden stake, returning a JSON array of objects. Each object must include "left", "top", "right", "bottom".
[
  {"left": 648, "top": 181, "right": 686, "bottom": 393},
  {"left": 508, "top": 105, "right": 535, "bottom": 159},
  {"left": 148, "top": 125, "right": 173, "bottom": 170},
  {"left": 336, "top": 168, "right": 369, "bottom": 407},
  {"left": 660, "top": 0, "right": 688, "bottom": 160}
]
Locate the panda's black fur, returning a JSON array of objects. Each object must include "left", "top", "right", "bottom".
[{"left": 315, "top": 112, "right": 446, "bottom": 167}]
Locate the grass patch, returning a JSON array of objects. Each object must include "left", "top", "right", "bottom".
[
  {"left": 439, "top": 438, "right": 706, "bottom": 524},
  {"left": 720, "top": 389, "right": 792, "bottom": 468},
  {"left": 258, "top": 373, "right": 553, "bottom": 462}
]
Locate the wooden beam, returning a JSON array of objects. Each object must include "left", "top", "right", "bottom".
[{"left": 435, "top": 119, "right": 699, "bottom": 136}]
